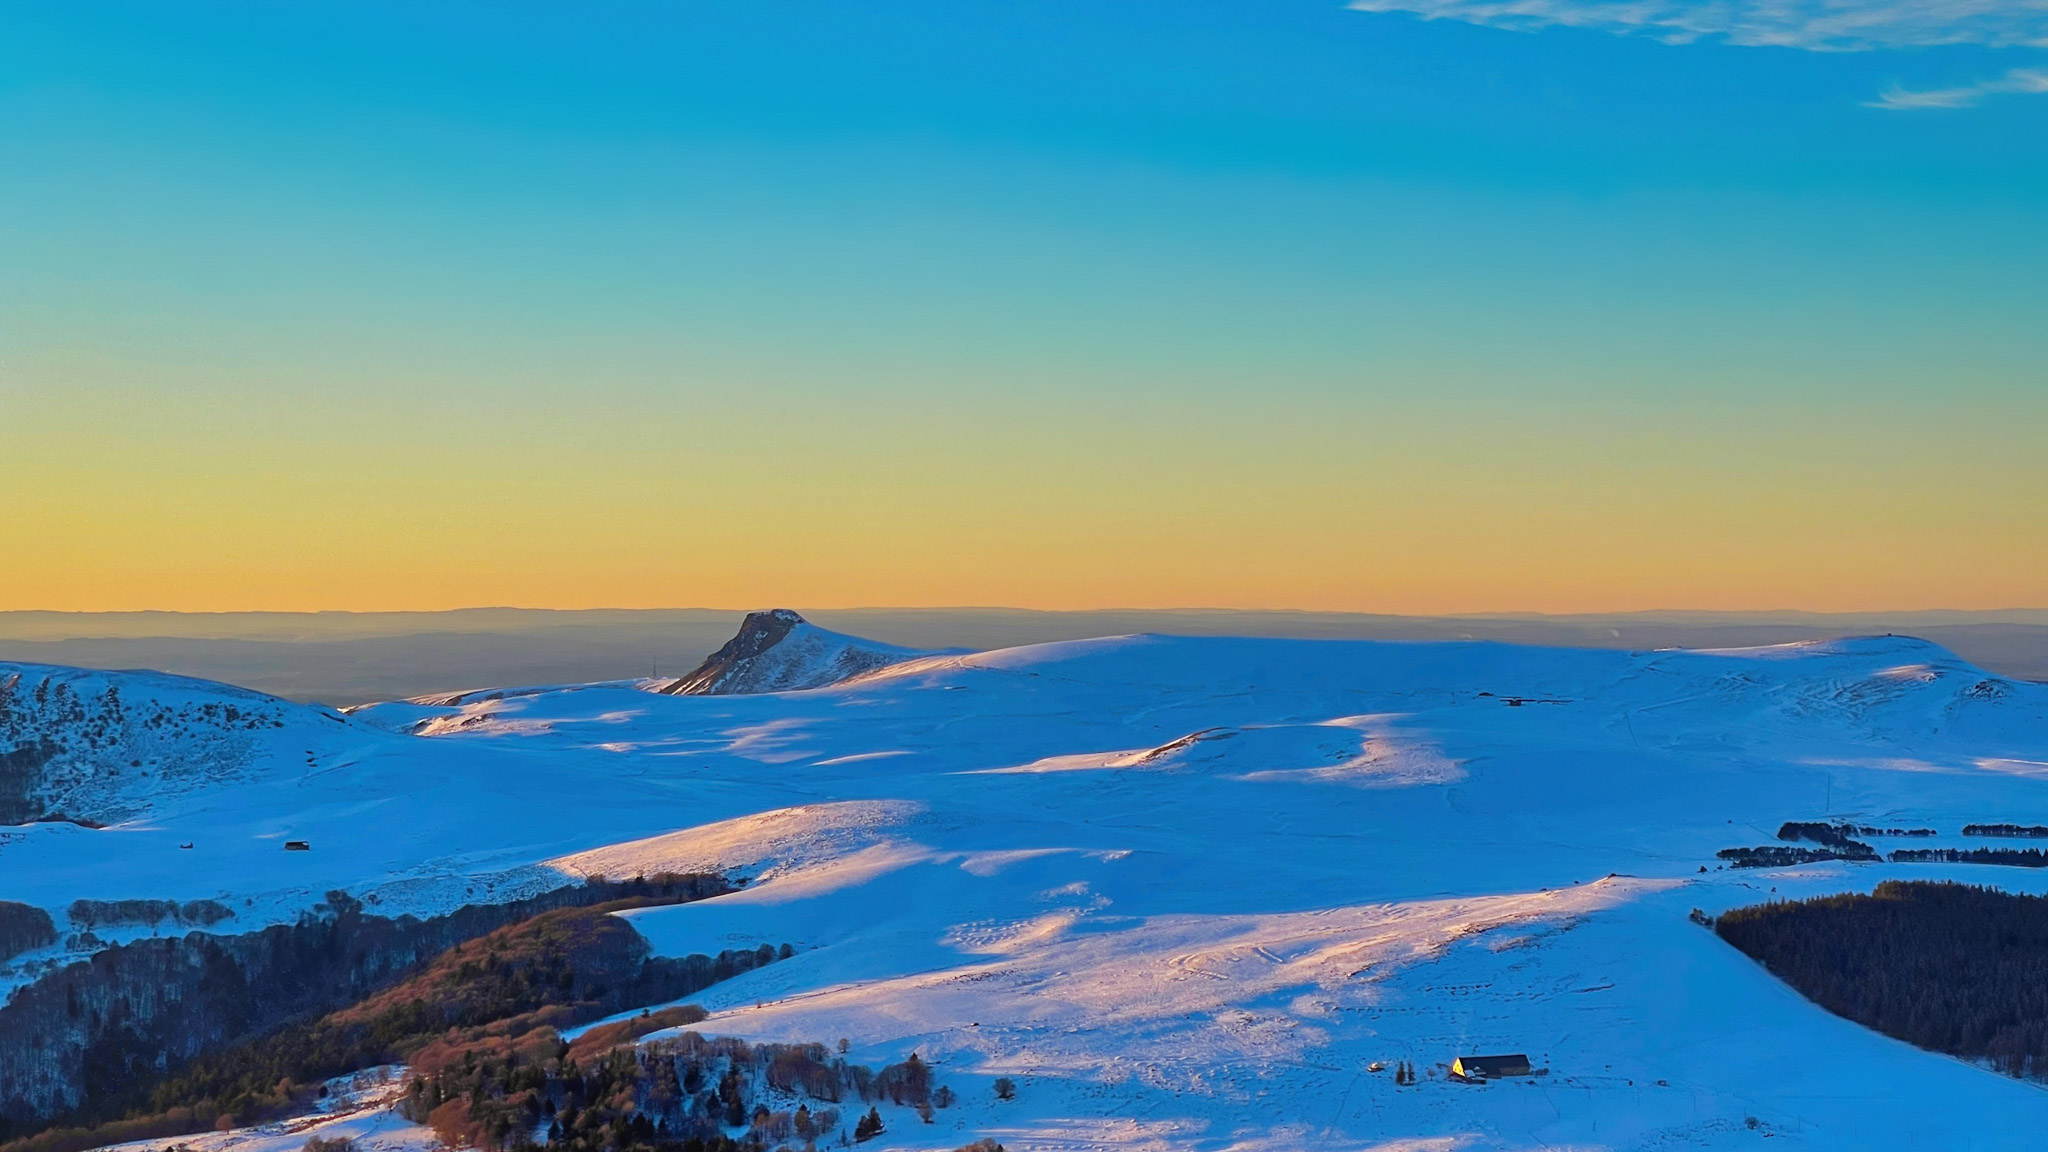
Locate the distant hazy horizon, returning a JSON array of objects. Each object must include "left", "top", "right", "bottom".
[
  {"left": 6, "top": 605, "right": 2045, "bottom": 706},
  {"left": 2, "top": 604, "right": 2047, "bottom": 638}
]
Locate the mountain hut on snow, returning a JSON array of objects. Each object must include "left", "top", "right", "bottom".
[{"left": 1450, "top": 1054, "right": 1532, "bottom": 1080}]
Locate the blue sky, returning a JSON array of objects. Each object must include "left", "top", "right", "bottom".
[{"left": 2, "top": 0, "right": 2043, "bottom": 612}]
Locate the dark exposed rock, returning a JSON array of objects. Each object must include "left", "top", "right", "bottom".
[
  {"left": 659, "top": 609, "right": 808, "bottom": 695},
  {"left": 656, "top": 610, "right": 920, "bottom": 696}
]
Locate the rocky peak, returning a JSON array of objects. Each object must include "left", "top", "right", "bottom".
[{"left": 657, "top": 610, "right": 923, "bottom": 696}]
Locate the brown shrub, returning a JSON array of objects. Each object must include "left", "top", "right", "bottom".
[
  {"left": 765, "top": 1045, "right": 840, "bottom": 1100},
  {"left": 0, "top": 1109, "right": 211, "bottom": 1152},
  {"left": 751, "top": 1110, "right": 792, "bottom": 1142},
  {"left": 564, "top": 1006, "right": 708, "bottom": 1064},
  {"left": 427, "top": 1099, "right": 484, "bottom": 1149}
]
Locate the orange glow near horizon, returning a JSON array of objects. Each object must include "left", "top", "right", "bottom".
[{"left": 5, "top": 371, "right": 2042, "bottom": 616}]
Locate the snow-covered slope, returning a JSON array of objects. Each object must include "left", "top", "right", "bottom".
[
  {"left": 13, "top": 629, "right": 2048, "bottom": 1150},
  {"left": 655, "top": 608, "right": 933, "bottom": 695},
  {"left": 0, "top": 662, "right": 356, "bottom": 826}
]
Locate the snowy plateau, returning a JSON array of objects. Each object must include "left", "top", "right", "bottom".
[{"left": 6, "top": 612, "right": 2048, "bottom": 1151}]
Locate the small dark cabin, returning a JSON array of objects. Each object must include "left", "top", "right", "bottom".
[{"left": 1451, "top": 1054, "right": 1532, "bottom": 1080}]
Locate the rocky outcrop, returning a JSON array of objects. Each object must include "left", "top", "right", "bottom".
[{"left": 656, "top": 610, "right": 927, "bottom": 696}]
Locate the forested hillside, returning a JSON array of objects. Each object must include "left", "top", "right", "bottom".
[{"left": 1717, "top": 882, "right": 2048, "bottom": 1078}]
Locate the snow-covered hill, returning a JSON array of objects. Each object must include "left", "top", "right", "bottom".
[
  {"left": 0, "top": 662, "right": 356, "bottom": 826},
  {"left": 10, "top": 625, "right": 2048, "bottom": 1149}
]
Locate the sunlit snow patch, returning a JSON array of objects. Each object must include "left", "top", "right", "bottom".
[
  {"left": 983, "top": 716, "right": 1463, "bottom": 788},
  {"left": 546, "top": 799, "right": 925, "bottom": 885}
]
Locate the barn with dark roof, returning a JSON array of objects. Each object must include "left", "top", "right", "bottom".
[{"left": 1451, "top": 1054, "right": 1532, "bottom": 1080}]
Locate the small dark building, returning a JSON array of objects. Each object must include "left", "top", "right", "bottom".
[
  {"left": 1451, "top": 1054, "right": 1532, "bottom": 1080},
  {"left": 284, "top": 840, "right": 311, "bottom": 851}
]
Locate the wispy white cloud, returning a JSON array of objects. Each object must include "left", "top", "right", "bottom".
[
  {"left": 1345, "top": 0, "right": 2048, "bottom": 51},
  {"left": 1868, "top": 65, "right": 2048, "bottom": 105}
]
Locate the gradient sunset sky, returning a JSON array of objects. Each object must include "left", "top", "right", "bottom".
[{"left": 3, "top": 0, "right": 2044, "bottom": 613}]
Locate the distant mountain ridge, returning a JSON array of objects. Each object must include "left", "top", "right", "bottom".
[{"left": 2, "top": 607, "right": 2045, "bottom": 705}]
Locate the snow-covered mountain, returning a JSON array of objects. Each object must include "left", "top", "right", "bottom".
[
  {"left": 654, "top": 608, "right": 934, "bottom": 695},
  {"left": 6, "top": 623, "right": 2048, "bottom": 1150}
]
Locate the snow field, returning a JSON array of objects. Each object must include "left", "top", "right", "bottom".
[{"left": 14, "top": 630, "right": 2048, "bottom": 1148}]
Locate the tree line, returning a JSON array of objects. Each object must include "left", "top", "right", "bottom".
[
  {"left": 407, "top": 1028, "right": 976, "bottom": 1151},
  {"left": 0, "top": 893, "right": 768, "bottom": 1152},
  {"left": 1716, "top": 880, "right": 2048, "bottom": 1079}
]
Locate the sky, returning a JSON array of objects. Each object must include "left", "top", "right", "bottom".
[{"left": 2, "top": 0, "right": 2044, "bottom": 614}]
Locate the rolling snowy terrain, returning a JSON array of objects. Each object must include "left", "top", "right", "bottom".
[{"left": 6, "top": 615, "right": 2048, "bottom": 1150}]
